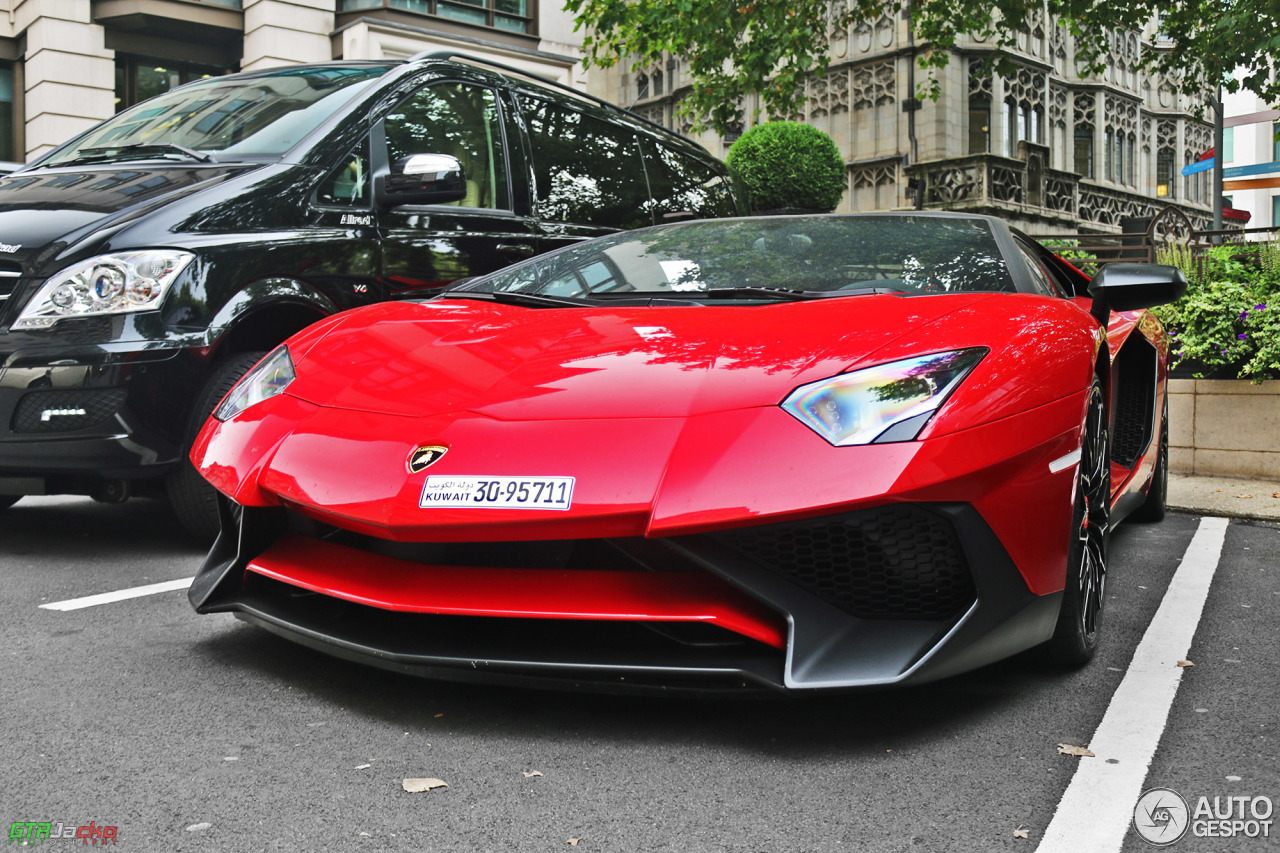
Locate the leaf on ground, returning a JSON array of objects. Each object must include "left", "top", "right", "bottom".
[
  {"left": 567, "top": 838, "right": 583, "bottom": 846},
  {"left": 1234, "top": 494, "right": 1255, "bottom": 499},
  {"left": 402, "top": 777, "right": 448, "bottom": 793},
  {"left": 1013, "top": 826, "right": 1030, "bottom": 839},
  {"left": 1057, "top": 743, "right": 1095, "bottom": 757},
  {"left": 354, "top": 764, "right": 372, "bottom": 770},
  {"left": 522, "top": 770, "right": 543, "bottom": 778},
  {"left": 1272, "top": 492, "right": 1280, "bottom": 498},
  {"left": 1177, "top": 660, "right": 1194, "bottom": 667}
]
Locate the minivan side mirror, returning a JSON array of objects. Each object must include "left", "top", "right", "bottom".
[
  {"left": 375, "top": 153, "right": 468, "bottom": 207},
  {"left": 1088, "top": 262, "right": 1188, "bottom": 322}
]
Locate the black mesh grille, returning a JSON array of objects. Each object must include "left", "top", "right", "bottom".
[
  {"left": 711, "top": 507, "right": 975, "bottom": 620},
  {"left": 12, "top": 389, "right": 128, "bottom": 433},
  {"left": 1111, "top": 340, "right": 1156, "bottom": 467}
]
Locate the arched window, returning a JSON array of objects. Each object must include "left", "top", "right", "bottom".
[
  {"left": 1075, "top": 125, "right": 1094, "bottom": 178},
  {"left": 1156, "top": 148, "right": 1175, "bottom": 198}
]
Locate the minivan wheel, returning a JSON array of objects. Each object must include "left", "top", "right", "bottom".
[{"left": 167, "top": 352, "right": 266, "bottom": 541}]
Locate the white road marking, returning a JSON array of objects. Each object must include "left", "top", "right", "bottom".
[
  {"left": 39, "top": 577, "right": 195, "bottom": 611},
  {"left": 1035, "top": 516, "right": 1230, "bottom": 853}
]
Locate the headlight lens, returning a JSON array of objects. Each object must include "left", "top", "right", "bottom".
[
  {"left": 12, "top": 250, "right": 194, "bottom": 330},
  {"left": 214, "top": 346, "right": 296, "bottom": 421},
  {"left": 781, "top": 348, "right": 987, "bottom": 446}
]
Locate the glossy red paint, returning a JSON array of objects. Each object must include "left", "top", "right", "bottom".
[
  {"left": 193, "top": 276, "right": 1168, "bottom": 611},
  {"left": 245, "top": 533, "right": 788, "bottom": 648}
]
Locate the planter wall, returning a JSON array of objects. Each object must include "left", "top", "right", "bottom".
[{"left": 1169, "top": 379, "right": 1280, "bottom": 479}]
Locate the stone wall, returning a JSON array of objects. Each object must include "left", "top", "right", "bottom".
[{"left": 1169, "top": 379, "right": 1280, "bottom": 480}]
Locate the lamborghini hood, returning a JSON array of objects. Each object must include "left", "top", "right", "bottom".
[{"left": 284, "top": 294, "right": 999, "bottom": 420}]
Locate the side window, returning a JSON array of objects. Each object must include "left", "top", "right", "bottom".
[
  {"left": 384, "top": 83, "right": 509, "bottom": 210},
  {"left": 519, "top": 96, "right": 651, "bottom": 230},
  {"left": 640, "top": 138, "right": 737, "bottom": 220},
  {"left": 1016, "top": 242, "right": 1064, "bottom": 297},
  {"left": 317, "top": 138, "right": 371, "bottom": 206}
]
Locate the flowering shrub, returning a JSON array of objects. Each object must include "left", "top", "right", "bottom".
[{"left": 1152, "top": 241, "right": 1280, "bottom": 381}]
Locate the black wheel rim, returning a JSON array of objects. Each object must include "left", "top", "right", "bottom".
[{"left": 1076, "top": 386, "right": 1110, "bottom": 638}]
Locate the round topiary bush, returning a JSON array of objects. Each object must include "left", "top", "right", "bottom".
[{"left": 725, "top": 121, "right": 846, "bottom": 214}]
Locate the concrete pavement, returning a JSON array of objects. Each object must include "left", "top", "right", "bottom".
[{"left": 1169, "top": 473, "right": 1280, "bottom": 523}]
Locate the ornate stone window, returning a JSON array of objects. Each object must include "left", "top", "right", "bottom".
[
  {"left": 1074, "top": 92, "right": 1095, "bottom": 178},
  {"left": 1156, "top": 147, "right": 1175, "bottom": 198},
  {"left": 968, "top": 62, "right": 992, "bottom": 154}
]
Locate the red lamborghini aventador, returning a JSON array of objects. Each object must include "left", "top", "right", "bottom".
[{"left": 188, "top": 213, "right": 1186, "bottom": 691}]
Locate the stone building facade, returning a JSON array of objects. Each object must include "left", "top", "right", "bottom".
[
  {"left": 0, "top": 0, "right": 584, "bottom": 162},
  {"left": 590, "top": 10, "right": 1216, "bottom": 234}
]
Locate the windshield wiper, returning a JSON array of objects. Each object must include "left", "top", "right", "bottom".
[
  {"left": 693, "top": 285, "right": 905, "bottom": 301},
  {"left": 62, "top": 143, "right": 212, "bottom": 165},
  {"left": 439, "top": 290, "right": 591, "bottom": 309}
]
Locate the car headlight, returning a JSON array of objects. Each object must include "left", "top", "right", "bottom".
[
  {"left": 214, "top": 346, "right": 296, "bottom": 421},
  {"left": 12, "top": 250, "right": 194, "bottom": 330},
  {"left": 781, "top": 348, "right": 987, "bottom": 446}
]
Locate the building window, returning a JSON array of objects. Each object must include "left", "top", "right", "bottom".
[
  {"left": 339, "top": 0, "right": 534, "bottom": 34},
  {"left": 1126, "top": 134, "right": 1136, "bottom": 186},
  {"left": 1075, "top": 125, "right": 1094, "bottom": 178},
  {"left": 1273, "top": 122, "right": 1279, "bottom": 162},
  {"left": 1273, "top": 194, "right": 1280, "bottom": 227},
  {"left": 634, "top": 73, "right": 649, "bottom": 101},
  {"left": 1006, "top": 100, "right": 1035, "bottom": 156},
  {"left": 1157, "top": 148, "right": 1175, "bottom": 197},
  {"left": 1104, "top": 128, "right": 1114, "bottom": 182},
  {"left": 115, "top": 56, "right": 222, "bottom": 112},
  {"left": 1223, "top": 126, "right": 1234, "bottom": 163},
  {"left": 0, "top": 64, "right": 13, "bottom": 162},
  {"left": 968, "top": 96, "right": 990, "bottom": 153}
]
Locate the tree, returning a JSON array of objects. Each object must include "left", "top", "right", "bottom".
[{"left": 566, "top": 0, "right": 1280, "bottom": 135}]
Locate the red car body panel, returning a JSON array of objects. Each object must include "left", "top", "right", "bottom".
[{"left": 188, "top": 214, "right": 1178, "bottom": 692}]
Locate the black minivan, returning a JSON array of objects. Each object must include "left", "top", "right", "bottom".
[{"left": 0, "top": 52, "right": 745, "bottom": 537}]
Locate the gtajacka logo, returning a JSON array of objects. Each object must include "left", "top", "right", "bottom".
[
  {"left": 1134, "top": 788, "right": 1190, "bottom": 846},
  {"left": 9, "top": 821, "right": 118, "bottom": 845},
  {"left": 408, "top": 445, "right": 448, "bottom": 474}
]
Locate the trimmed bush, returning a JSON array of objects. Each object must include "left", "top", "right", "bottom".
[{"left": 725, "top": 121, "right": 845, "bottom": 213}]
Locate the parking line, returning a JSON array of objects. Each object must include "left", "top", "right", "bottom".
[
  {"left": 39, "top": 577, "right": 195, "bottom": 612},
  {"left": 1035, "top": 516, "right": 1230, "bottom": 852}
]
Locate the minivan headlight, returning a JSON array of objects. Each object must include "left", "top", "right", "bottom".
[
  {"left": 781, "top": 348, "right": 987, "bottom": 446},
  {"left": 12, "top": 250, "right": 194, "bottom": 330},
  {"left": 214, "top": 346, "right": 295, "bottom": 421}
]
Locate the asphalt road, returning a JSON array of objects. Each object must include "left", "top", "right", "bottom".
[{"left": 3, "top": 496, "right": 1277, "bottom": 852}]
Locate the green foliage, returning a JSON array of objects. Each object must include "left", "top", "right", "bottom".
[
  {"left": 1152, "top": 242, "right": 1280, "bottom": 382},
  {"left": 566, "top": 0, "right": 1280, "bottom": 135},
  {"left": 724, "top": 122, "right": 845, "bottom": 212}
]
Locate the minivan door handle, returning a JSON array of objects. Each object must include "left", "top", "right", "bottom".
[{"left": 496, "top": 243, "right": 536, "bottom": 257}]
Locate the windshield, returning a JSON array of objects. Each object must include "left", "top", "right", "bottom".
[
  {"left": 458, "top": 216, "right": 1014, "bottom": 299},
  {"left": 39, "top": 65, "right": 393, "bottom": 166}
]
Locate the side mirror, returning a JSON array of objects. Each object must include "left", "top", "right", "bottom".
[
  {"left": 375, "top": 153, "right": 467, "bottom": 207},
  {"left": 1089, "top": 262, "right": 1188, "bottom": 322}
]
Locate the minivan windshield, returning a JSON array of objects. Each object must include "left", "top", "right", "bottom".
[
  {"left": 39, "top": 65, "right": 394, "bottom": 166},
  {"left": 453, "top": 215, "right": 1015, "bottom": 301}
]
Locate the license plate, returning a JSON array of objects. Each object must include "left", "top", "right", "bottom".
[{"left": 419, "top": 476, "right": 575, "bottom": 510}]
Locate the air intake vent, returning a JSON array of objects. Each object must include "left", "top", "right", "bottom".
[{"left": 12, "top": 389, "right": 128, "bottom": 433}]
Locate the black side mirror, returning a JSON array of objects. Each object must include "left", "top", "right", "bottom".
[
  {"left": 1089, "top": 262, "right": 1188, "bottom": 322},
  {"left": 375, "top": 153, "right": 467, "bottom": 207}
]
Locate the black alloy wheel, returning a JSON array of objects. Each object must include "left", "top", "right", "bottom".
[{"left": 1046, "top": 377, "right": 1110, "bottom": 666}]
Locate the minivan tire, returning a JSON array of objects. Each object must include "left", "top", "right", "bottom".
[{"left": 167, "top": 351, "right": 266, "bottom": 540}]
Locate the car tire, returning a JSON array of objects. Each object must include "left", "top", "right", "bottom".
[
  {"left": 1130, "top": 393, "right": 1168, "bottom": 523},
  {"left": 167, "top": 351, "right": 267, "bottom": 541},
  {"left": 0, "top": 495, "right": 20, "bottom": 510},
  {"left": 1046, "top": 377, "right": 1110, "bottom": 667}
]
